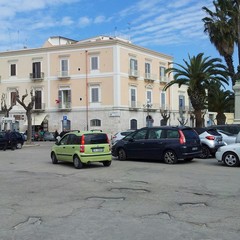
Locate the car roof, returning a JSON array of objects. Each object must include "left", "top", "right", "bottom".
[
  {"left": 140, "top": 126, "right": 193, "bottom": 130},
  {"left": 65, "top": 130, "right": 106, "bottom": 136}
]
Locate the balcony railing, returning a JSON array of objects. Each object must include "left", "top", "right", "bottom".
[
  {"left": 58, "top": 71, "right": 70, "bottom": 79},
  {"left": 159, "top": 76, "right": 169, "bottom": 83},
  {"left": 144, "top": 73, "right": 156, "bottom": 82},
  {"left": 128, "top": 69, "right": 139, "bottom": 78},
  {"left": 129, "top": 101, "right": 141, "bottom": 109},
  {"left": 58, "top": 101, "right": 72, "bottom": 111},
  {"left": 30, "top": 72, "right": 44, "bottom": 81}
]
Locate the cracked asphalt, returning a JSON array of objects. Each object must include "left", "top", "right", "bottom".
[{"left": 0, "top": 142, "right": 239, "bottom": 240}]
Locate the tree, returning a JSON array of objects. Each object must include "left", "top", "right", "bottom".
[
  {"left": 163, "top": 53, "right": 229, "bottom": 127},
  {"left": 1, "top": 93, "right": 16, "bottom": 131},
  {"left": 15, "top": 89, "right": 35, "bottom": 143},
  {"left": 202, "top": 0, "right": 240, "bottom": 85},
  {"left": 208, "top": 82, "right": 234, "bottom": 124},
  {"left": 160, "top": 109, "right": 170, "bottom": 126}
]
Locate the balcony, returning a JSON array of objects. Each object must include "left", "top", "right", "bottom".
[
  {"left": 129, "top": 101, "right": 140, "bottom": 111},
  {"left": 30, "top": 72, "right": 44, "bottom": 81},
  {"left": 159, "top": 76, "right": 169, "bottom": 83},
  {"left": 144, "top": 73, "right": 156, "bottom": 82},
  {"left": 160, "top": 104, "right": 169, "bottom": 111},
  {"left": 33, "top": 103, "right": 46, "bottom": 112},
  {"left": 58, "top": 71, "right": 70, "bottom": 80},
  {"left": 58, "top": 102, "right": 72, "bottom": 111},
  {"left": 128, "top": 69, "right": 139, "bottom": 79}
]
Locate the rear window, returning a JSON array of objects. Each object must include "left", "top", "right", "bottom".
[
  {"left": 206, "top": 129, "right": 221, "bottom": 136},
  {"left": 83, "top": 133, "right": 108, "bottom": 144},
  {"left": 182, "top": 129, "right": 199, "bottom": 139}
]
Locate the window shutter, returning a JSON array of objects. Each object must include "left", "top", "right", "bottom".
[{"left": 58, "top": 90, "right": 62, "bottom": 108}]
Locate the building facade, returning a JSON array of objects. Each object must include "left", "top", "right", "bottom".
[{"left": 0, "top": 36, "right": 196, "bottom": 135}]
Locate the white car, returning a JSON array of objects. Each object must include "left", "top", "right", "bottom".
[
  {"left": 217, "top": 130, "right": 236, "bottom": 145},
  {"left": 215, "top": 143, "right": 240, "bottom": 167},
  {"left": 111, "top": 130, "right": 134, "bottom": 145}
]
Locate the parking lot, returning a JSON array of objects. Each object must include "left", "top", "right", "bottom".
[{"left": 0, "top": 141, "right": 239, "bottom": 240}]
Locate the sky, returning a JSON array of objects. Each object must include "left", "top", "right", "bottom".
[{"left": 0, "top": 0, "right": 238, "bottom": 82}]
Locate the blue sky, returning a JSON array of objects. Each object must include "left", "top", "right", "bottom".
[{"left": 0, "top": 0, "right": 238, "bottom": 75}]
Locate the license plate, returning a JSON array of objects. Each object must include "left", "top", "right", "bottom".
[
  {"left": 92, "top": 148, "right": 104, "bottom": 152},
  {"left": 192, "top": 147, "right": 198, "bottom": 151}
]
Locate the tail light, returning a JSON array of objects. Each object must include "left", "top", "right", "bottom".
[
  {"left": 80, "top": 135, "right": 85, "bottom": 152},
  {"left": 179, "top": 130, "right": 186, "bottom": 144},
  {"left": 206, "top": 136, "right": 215, "bottom": 140}
]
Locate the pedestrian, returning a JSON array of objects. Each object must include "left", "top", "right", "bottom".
[
  {"left": 54, "top": 130, "right": 59, "bottom": 139},
  {"left": 60, "top": 128, "right": 67, "bottom": 138}
]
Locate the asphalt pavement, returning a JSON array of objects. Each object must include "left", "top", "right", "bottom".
[{"left": 0, "top": 141, "right": 239, "bottom": 240}]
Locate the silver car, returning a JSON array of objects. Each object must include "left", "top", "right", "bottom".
[
  {"left": 194, "top": 128, "right": 225, "bottom": 158},
  {"left": 217, "top": 130, "right": 236, "bottom": 145}
]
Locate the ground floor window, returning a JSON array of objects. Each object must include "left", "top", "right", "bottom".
[
  {"left": 130, "top": 119, "right": 137, "bottom": 130},
  {"left": 90, "top": 119, "right": 101, "bottom": 127}
]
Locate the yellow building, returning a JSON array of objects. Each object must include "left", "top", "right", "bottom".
[{"left": 0, "top": 35, "right": 194, "bottom": 134}]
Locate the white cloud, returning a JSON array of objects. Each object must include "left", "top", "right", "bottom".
[{"left": 78, "top": 17, "right": 91, "bottom": 28}]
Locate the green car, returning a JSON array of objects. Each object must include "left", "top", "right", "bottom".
[{"left": 51, "top": 130, "right": 112, "bottom": 169}]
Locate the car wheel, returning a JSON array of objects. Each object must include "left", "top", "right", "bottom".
[
  {"left": 16, "top": 143, "right": 22, "bottom": 149},
  {"left": 118, "top": 148, "right": 127, "bottom": 161},
  {"left": 163, "top": 150, "right": 178, "bottom": 164},
  {"left": 223, "top": 152, "right": 240, "bottom": 167},
  {"left": 51, "top": 152, "right": 58, "bottom": 164},
  {"left": 103, "top": 161, "right": 112, "bottom": 167},
  {"left": 199, "top": 145, "right": 210, "bottom": 159},
  {"left": 73, "top": 155, "right": 83, "bottom": 169}
]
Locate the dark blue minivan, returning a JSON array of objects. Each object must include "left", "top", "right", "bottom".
[{"left": 111, "top": 126, "right": 202, "bottom": 164}]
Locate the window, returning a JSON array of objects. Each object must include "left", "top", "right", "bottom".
[
  {"left": 58, "top": 88, "right": 71, "bottom": 109},
  {"left": 179, "top": 95, "right": 185, "bottom": 111},
  {"left": 32, "top": 62, "right": 41, "bottom": 78},
  {"left": 160, "top": 91, "right": 166, "bottom": 109},
  {"left": 91, "top": 56, "right": 99, "bottom": 70},
  {"left": 145, "top": 63, "right": 151, "bottom": 74},
  {"left": 35, "top": 90, "right": 42, "bottom": 109},
  {"left": 61, "top": 59, "right": 69, "bottom": 76},
  {"left": 90, "top": 119, "right": 101, "bottom": 127},
  {"left": 10, "top": 64, "right": 16, "bottom": 76},
  {"left": 146, "top": 90, "right": 152, "bottom": 104},
  {"left": 130, "top": 119, "right": 137, "bottom": 130},
  {"left": 10, "top": 91, "right": 16, "bottom": 106},
  {"left": 160, "top": 66, "right": 166, "bottom": 81},
  {"left": 130, "top": 87, "right": 137, "bottom": 107},
  {"left": 133, "top": 129, "right": 148, "bottom": 140},
  {"left": 90, "top": 85, "right": 100, "bottom": 103},
  {"left": 130, "top": 58, "right": 138, "bottom": 71}
]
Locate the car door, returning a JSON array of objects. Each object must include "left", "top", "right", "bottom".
[
  {"left": 142, "top": 128, "right": 165, "bottom": 159},
  {"left": 124, "top": 129, "right": 148, "bottom": 159},
  {"left": 55, "top": 134, "right": 70, "bottom": 161}
]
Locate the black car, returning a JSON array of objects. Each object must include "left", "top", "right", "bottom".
[
  {"left": 0, "top": 131, "right": 19, "bottom": 150},
  {"left": 111, "top": 126, "right": 202, "bottom": 164}
]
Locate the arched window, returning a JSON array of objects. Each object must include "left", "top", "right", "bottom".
[
  {"left": 130, "top": 119, "right": 137, "bottom": 130},
  {"left": 90, "top": 119, "right": 101, "bottom": 127}
]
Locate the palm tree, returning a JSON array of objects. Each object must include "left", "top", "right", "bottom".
[
  {"left": 208, "top": 82, "right": 234, "bottom": 124},
  {"left": 163, "top": 53, "right": 229, "bottom": 127},
  {"left": 202, "top": 0, "right": 236, "bottom": 85}
]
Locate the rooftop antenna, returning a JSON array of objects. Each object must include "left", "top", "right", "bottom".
[{"left": 114, "top": 26, "right": 117, "bottom": 37}]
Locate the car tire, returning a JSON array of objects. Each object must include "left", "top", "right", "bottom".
[
  {"left": 16, "top": 143, "right": 22, "bottom": 149},
  {"left": 73, "top": 155, "right": 83, "bottom": 169},
  {"left": 103, "top": 161, "right": 112, "bottom": 167},
  {"left": 118, "top": 148, "right": 127, "bottom": 161},
  {"left": 199, "top": 145, "right": 210, "bottom": 159},
  {"left": 163, "top": 150, "right": 178, "bottom": 164},
  {"left": 51, "top": 152, "right": 58, "bottom": 164},
  {"left": 223, "top": 152, "right": 240, "bottom": 167}
]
